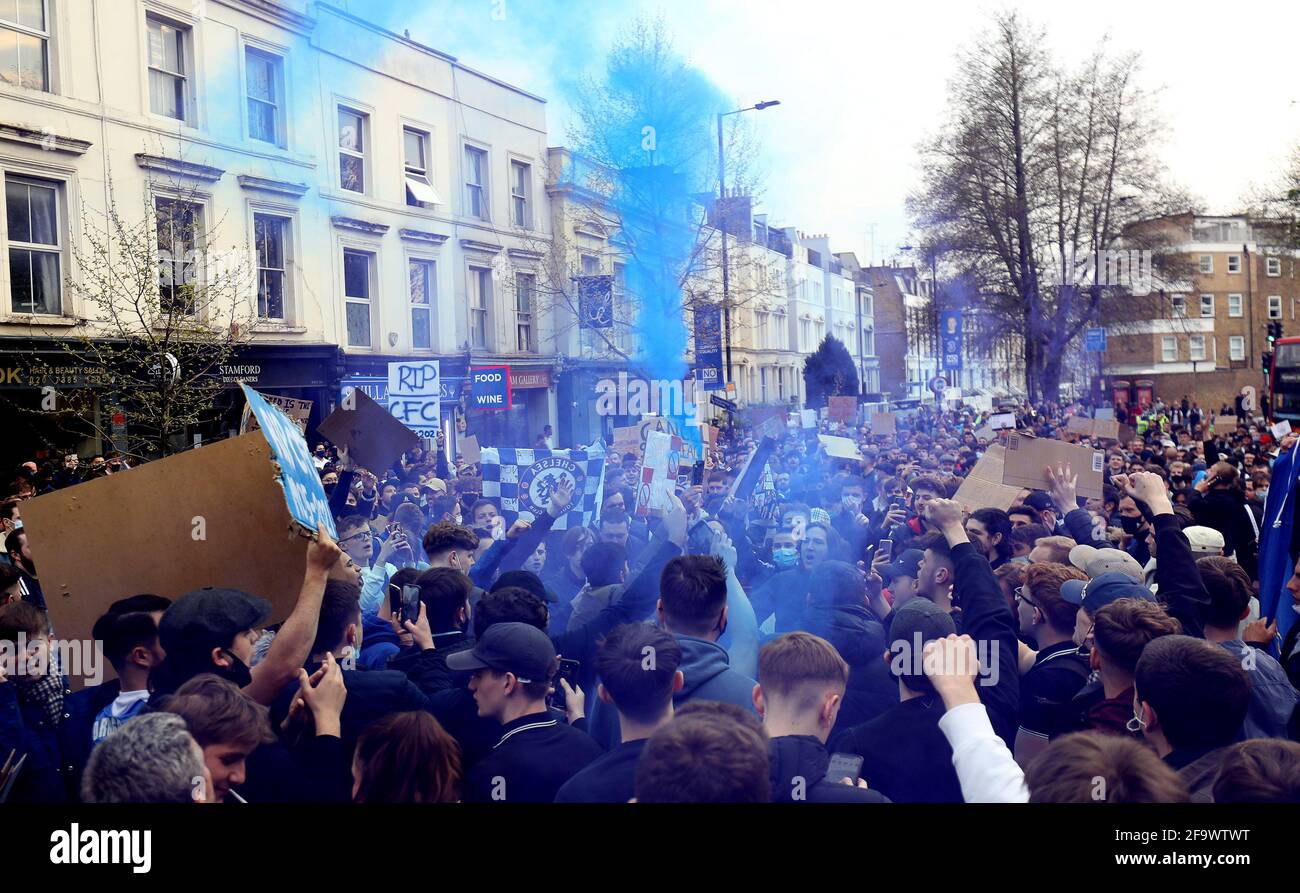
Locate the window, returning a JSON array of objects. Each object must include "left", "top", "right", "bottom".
[
  {"left": 581, "top": 254, "right": 600, "bottom": 276},
  {"left": 1200, "top": 294, "right": 1214, "bottom": 317},
  {"left": 863, "top": 326, "right": 875, "bottom": 356},
  {"left": 468, "top": 266, "right": 490, "bottom": 348},
  {"left": 0, "top": 0, "right": 48, "bottom": 90},
  {"left": 338, "top": 107, "right": 366, "bottom": 194},
  {"left": 155, "top": 197, "right": 201, "bottom": 316},
  {"left": 1198, "top": 255, "right": 1213, "bottom": 275},
  {"left": 147, "top": 15, "right": 190, "bottom": 121},
  {"left": 1267, "top": 257, "right": 1282, "bottom": 277},
  {"left": 409, "top": 259, "right": 434, "bottom": 349},
  {"left": 253, "top": 213, "right": 288, "bottom": 320},
  {"left": 1227, "top": 255, "right": 1241, "bottom": 274},
  {"left": 464, "top": 146, "right": 487, "bottom": 220},
  {"left": 510, "top": 160, "right": 531, "bottom": 228},
  {"left": 1270, "top": 295, "right": 1282, "bottom": 319},
  {"left": 1229, "top": 336, "right": 1245, "bottom": 361},
  {"left": 403, "top": 127, "right": 439, "bottom": 206},
  {"left": 343, "top": 249, "right": 372, "bottom": 346},
  {"left": 5, "top": 175, "right": 61, "bottom": 314},
  {"left": 1171, "top": 294, "right": 1185, "bottom": 317},
  {"left": 245, "top": 48, "right": 283, "bottom": 145},
  {"left": 1161, "top": 336, "right": 1177, "bottom": 363},
  {"left": 1189, "top": 335, "right": 1206, "bottom": 362},
  {"left": 514, "top": 272, "right": 535, "bottom": 352},
  {"left": 800, "top": 318, "right": 811, "bottom": 347},
  {"left": 756, "top": 311, "right": 768, "bottom": 348},
  {"left": 1228, "top": 294, "right": 1242, "bottom": 317}
]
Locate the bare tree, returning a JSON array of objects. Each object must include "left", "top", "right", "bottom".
[
  {"left": 909, "top": 11, "right": 1196, "bottom": 402},
  {"left": 30, "top": 171, "right": 258, "bottom": 460}
]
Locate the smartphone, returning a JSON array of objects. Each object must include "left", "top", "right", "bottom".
[
  {"left": 550, "top": 658, "right": 581, "bottom": 712},
  {"left": 686, "top": 519, "right": 715, "bottom": 555},
  {"left": 876, "top": 539, "right": 894, "bottom": 562},
  {"left": 889, "top": 496, "right": 908, "bottom": 510},
  {"left": 691, "top": 460, "right": 705, "bottom": 486},
  {"left": 400, "top": 584, "right": 422, "bottom": 625},
  {"left": 825, "top": 752, "right": 864, "bottom": 784}
]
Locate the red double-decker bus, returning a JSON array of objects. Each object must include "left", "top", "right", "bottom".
[{"left": 1271, "top": 336, "right": 1300, "bottom": 422}]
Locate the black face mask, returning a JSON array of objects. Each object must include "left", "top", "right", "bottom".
[
  {"left": 216, "top": 650, "right": 253, "bottom": 689},
  {"left": 1120, "top": 515, "right": 1143, "bottom": 535}
]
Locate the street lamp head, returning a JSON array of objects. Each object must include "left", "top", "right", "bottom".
[{"left": 754, "top": 100, "right": 781, "bottom": 110}]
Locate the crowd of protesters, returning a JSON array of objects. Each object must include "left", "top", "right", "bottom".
[{"left": 2, "top": 392, "right": 1300, "bottom": 804}]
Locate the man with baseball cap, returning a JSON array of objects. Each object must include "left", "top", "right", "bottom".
[
  {"left": 874, "top": 548, "right": 924, "bottom": 634},
  {"left": 148, "top": 526, "right": 342, "bottom": 707},
  {"left": 1067, "top": 544, "right": 1145, "bottom": 582},
  {"left": 1061, "top": 571, "right": 1157, "bottom": 652},
  {"left": 453, "top": 622, "right": 603, "bottom": 802}
]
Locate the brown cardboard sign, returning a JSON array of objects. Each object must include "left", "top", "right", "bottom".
[
  {"left": 1067, "top": 416, "right": 1094, "bottom": 436},
  {"left": 317, "top": 388, "right": 420, "bottom": 472},
  {"left": 954, "top": 446, "right": 1022, "bottom": 513},
  {"left": 1091, "top": 419, "right": 1133, "bottom": 443},
  {"left": 1001, "top": 433, "right": 1104, "bottom": 499},
  {"left": 871, "top": 412, "right": 897, "bottom": 436},
  {"left": 22, "top": 433, "right": 310, "bottom": 685},
  {"left": 828, "top": 396, "right": 857, "bottom": 423}
]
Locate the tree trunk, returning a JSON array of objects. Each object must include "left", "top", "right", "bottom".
[{"left": 1039, "top": 351, "right": 1064, "bottom": 405}]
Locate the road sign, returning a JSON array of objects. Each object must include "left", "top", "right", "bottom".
[
  {"left": 1085, "top": 327, "right": 1107, "bottom": 352},
  {"left": 710, "top": 395, "right": 738, "bottom": 413}
]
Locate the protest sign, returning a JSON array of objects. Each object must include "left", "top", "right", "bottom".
[
  {"left": 1212, "top": 414, "right": 1238, "bottom": 433},
  {"left": 954, "top": 445, "right": 1021, "bottom": 513},
  {"left": 730, "top": 436, "right": 778, "bottom": 502},
  {"left": 1095, "top": 408, "right": 1115, "bottom": 420},
  {"left": 240, "top": 393, "right": 312, "bottom": 435},
  {"left": 871, "top": 412, "right": 897, "bottom": 436},
  {"left": 819, "top": 434, "right": 862, "bottom": 461},
  {"left": 1091, "top": 419, "right": 1133, "bottom": 443},
  {"left": 800, "top": 409, "right": 817, "bottom": 429},
  {"left": 458, "top": 434, "right": 481, "bottom": 466},
  {"left": 388, "top": 360, "right": 441, "bottom": 435},
  {"left": 1272, "top": 420, "right": 1292, "bottom": 440},
  {"left": 241, "top": 383, "right": 336, "bottom": 537},
  {"left": 22, "top": 434, "right": 312, "bottom": 684},
  {"left": 990, "top": 412, "right": 1017, "bottom": 430},
  {"left": 828, "top": 396, "right": 857, "bottom": 423},
  {"left": 1066, "top": 416, "right": 1095, "bottom": 436},
  {"left": 613, "top": 424, "right": 642, "bottom": 461},
  {"left": 634, "top": 430, "right": 672, "bottom": 517},
  {"left": 968, "top": 394, "right": 994, "bottom": 413},
  {"left": 318, "top": 388, "right": 420, "bottom": 472},
  {"left": 1002, "top": 433, "right": 1104, "bottom": 499}
]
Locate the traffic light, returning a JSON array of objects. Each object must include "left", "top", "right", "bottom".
[
  {"left": 1268, "top": 321, "right": 1283, "bottom": 345},
  {"left": 1262, "top": 351, "right": 1274, "bottom": 375}
]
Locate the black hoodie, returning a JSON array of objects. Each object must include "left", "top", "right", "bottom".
[
  {"left": 767, "top": 735, "right": 890, "bottom": 803},
  {"left": 800, "top": 603, "right": 897, "bottom": 739}
]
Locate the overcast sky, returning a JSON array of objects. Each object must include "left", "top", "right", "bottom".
[{"left": 392, "top": 0, "right": 1300, "bottom": 265}]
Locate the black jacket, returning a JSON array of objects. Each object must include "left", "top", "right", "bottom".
[
  {"left": 830, "top": 695, "right": 963, "bottom": 803},
  {"left": 271, "top": 660, "right": 432, "bottom": 752},
  {"left": 462, "top": 712, "right": 603, "bottom": 803},
  {"left": 1187, "top": 488, "right": 1258, "bottom": 578},
  {"left": 768, "top": 735, "right": 890, "bottom": 803},
  {"left": 554, "top": 738, "right": 646, "bottom": 803},
  {"left": 1151, "top": 514, "right": 1209, "bottom": 639},
  {"left": 951, "top": 541, "right": 1021, "bottom": 747},
  {"left": 800, "top": 603, "right": 897, "bottom": 739}
]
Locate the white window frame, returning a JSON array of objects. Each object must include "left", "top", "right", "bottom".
[
  {"left": 1267, "top": 257, "right": 1282, "bottom": 277},
  {"left": 1189, "top": 335, "right": 1206, "bottom": 362},
  {"left": 408, "top": 256, "right": 436, "bottom": 351},
  {"left": 145, "top": 12, "right": 194, "bottom": 124},
  {"left": 337, "top": 105, "right": 368, "bottom": 195},
  {"left": 3, "top": 172, "right": 66, "bottom": 316},
  {"left": 1229, "top": 335, "right": 1245, "bottom": 361},
  {"left": 0, "top": 0, "right": 50, "bottom": 92},
  {"left": 154, "top": 194, "right": 204, "bottom": 318},
  {"left": 1170, "top": 294, "right": 1186, "bottom": 317},
  {"left": 403, "top": 126, "right": 440, "bottom": 207},
  {"left": 510, "top": 159, "right": 532, "bottom": 229},
  {"left": 1161, "top": 336, "right": 1177, "bottom": 363},
  {"left": 1199, "top": 294, "right": 1214, "bottom": 317},
  {"left": 1269, "top": 295, "right": 1282, "bottom": 319},
  {"left": 463, "top": 144, "right": 489, "bottom": 221},
  {"left": 1227, "top": 254, "right": 1241, "bottom": 274},
  {"left": 252, "top": 211, "right": 291, "bottom": 322},
  {"left": 514, "top": 271, "right": 536, "bottom": 353},
  {"left": 244, "top": 45, "right": 285, "bottom": 147},
  {"left": 468, "top": 264, "right": 492, "bottom": 349},
  {"left": 342, "top": 247, "right": 375, "bottom": 348},
  {"left": 1228, "top": 294, "right": 1243, "bottom": 317},
  {"left": 1198, "top": 255, "right": 1213, "bottom": 275}
]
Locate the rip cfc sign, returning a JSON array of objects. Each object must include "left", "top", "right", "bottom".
[
  {"left": 470, "top": 366, "right": 512, "bottom": 411},
  {"left": 387, "top": 360, "right": 440, "bottom": 436}
]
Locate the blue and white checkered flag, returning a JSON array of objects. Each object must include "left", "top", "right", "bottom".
[{"left": 480, "top": 440, "right": 607, "bottom": 530}]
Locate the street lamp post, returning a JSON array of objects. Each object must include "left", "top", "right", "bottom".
[{"left": 718, "top": 100, "right": 779, "bottom": 388}]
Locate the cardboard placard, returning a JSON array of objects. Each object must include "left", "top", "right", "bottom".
[
  {"left": 1271, "top": 420, "right": 1292, "bottom": 440},
  {"left": 634, "top": 430, "right": 672, "bottom": 517},
  {"left": 22, "top": 434, "right": 311, "bottom": 685},
  {"left": 1001, "top": 433, "right": 1104, "bottom": 499},
  {"left": 458, "top": 434, "right": 481, "bottom": 466},
  {"left": 242, "top": 383, "right": 336, "bottom": 537},
  {"left": 973, "top": 424, "right": 995, "bottom": 442},
  {"left": 387, "top": 360, "right": 441, "bottom": 436},
  {"left": 318, "top": 388, "right": 420, "bottom": 473},
  {"left": 818, "top": 434, "right": 862, "bottom": 461},
  {"left": 1091, "top": 419, "right": 1133, "bottom": 443},
  {"left": 871, "top": 412, "right": 897, "bottom": 436},
  {"left": 828, "top": 396, "right": 857, "bottom": 423},
  {"left": 1212, "top": 414, "right": 1238, "bottom": 433},
  {"left": 1067, "top": 416, "right": 1095, "bottom": 436},
  {"left": 612, "top": 425, "right": 643, "bottom": 461},
  {"left": 800, "top": 409, "right": 817, "bottom": 429},
  {"left": 954, "top": 445, "right": 1022, "bottom": 513},
  {"left": 990, "top": 412, "right": 1017, "bottom": 431},
  {"left": 1095, "top": 408, "right": 1115, "bottom": 420}
]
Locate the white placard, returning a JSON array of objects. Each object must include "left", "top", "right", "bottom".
[{"left": 387, "top": 360, "right": 441, "bottom": 436}]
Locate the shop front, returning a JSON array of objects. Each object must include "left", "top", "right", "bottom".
[{"left": 212, "top": 344, "right": 341, "bottom": 439}]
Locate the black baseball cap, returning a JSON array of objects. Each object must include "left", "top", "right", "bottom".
[
  {"left": 888, "top": 597, "right": 957, "bottom": 688},
  {"left": 159, "top": 587, "right": 272, "bottom": 656},
  {"left": 1022, "top": 491, "right": 1056, "bottom": 513},
  {"left": 492, "top": 570, "right": 559, "bottom": 604},
  {"left": 446, "top": 621, "right": 556, "bottom": 682},
  {"left": 881, "top": 548, "right": 924, "bottom": 582},
  {"left": 1060, "top": 571, "right": 1155, "bottom": 616}
]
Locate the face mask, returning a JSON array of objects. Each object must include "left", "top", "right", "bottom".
[
  {"left": 1120, "top": 516, "right": 1143, "bottom": 535},
  {"left": 217, "top": 651, "right": 254, "bottom": 689},
  {"left": 1125, "top": 702, "right": 1147, "bottom": 734},
  {"left": 772, "top": 548, "right": 798, "bottom": 569},
  {"left": 1258, "top": 488, "right": 1269, "bottom": 502}
]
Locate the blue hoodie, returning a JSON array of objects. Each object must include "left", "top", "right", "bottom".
[
  {"left": 587, "top": 634, "right": 758, "bottom": 748},
  {"left": 358, "top": 612, "right": 401, "bottom": 671}
]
